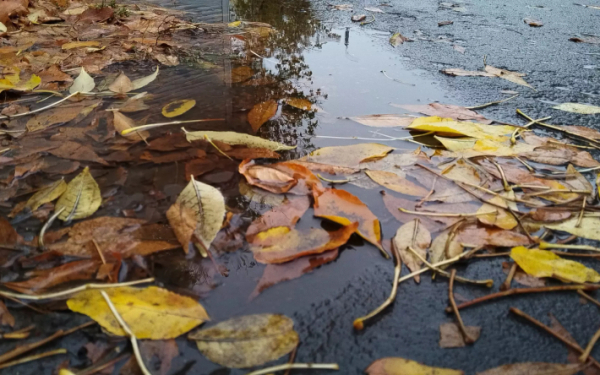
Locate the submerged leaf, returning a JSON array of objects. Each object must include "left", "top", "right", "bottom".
[
  {"left": 26, "top": 179, "right": 67, "bottom": 211},
  {"left": 511, "top": 246, "right": 600, "bottom": 283},
  {"left": 4, "top": 260, "right": 100, "bottom": 294},
  {"left": 477, "top": 362, "right": 582, "bottom": 375},
  {"left": 189, "top": 314, "right": 299, "bottom": 368},
  {"left": 390, "top": 32, "right": 412, "bottom": 46},
  {"left": 366, "top": 357, "right": 464, "bottom": 375},
  {"left": 184, "top": 129, "right": 295, "bottom": 151},
  {"left": 108, "top": 72, "right": 132, "bottom": 94},
  {"left": 70, "top": 67, "right": 95, "bottom": 93},
  {"left": 247, "top": 100, "right": 278, "bottom": 132},
  {"left": 553, "top": 103, "right": 600, "bottom": 115},
  {"left": 299, "top": 143, "right": 393, "bottom": 169},
  {"left": 113, "top": 111, "right": 149, "bottom": 143},
  {"left": 67, "top": 286, "right": 209, "bottom": 339},
  {"left": 246, "top": 196, "right": 310, "bottom": 241},
  {"left": 393, "top": 219, "right": 431, "bottom": 282},
  {"left": 239, "top": 160, "right": 322, "bottom": 195},
  {"left": 55, "top": 167, "right": 101, "bottom": 221},
  {"left": 366, "top": 170, "right": 429, "bottom": 196},
  {"left": 162, "top": 99, "right": 196, "bottom": 118}
]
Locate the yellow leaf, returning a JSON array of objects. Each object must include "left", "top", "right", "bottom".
[
  {"left": 366, "top": 357, "right": 464, "bottom": 375},
  {"left": 70, "top": 67, "right": 95, "bottom": 94},
  {"left": 161, "top": 99, "right": 196, "bottom": 118},
  {"left": 184, "top": 129, "right": 295, "bottom": 151},
  {"left": 436, "top": 137, "right": 535, "bottom": 158},
  {"left": 26, "top": 179, "right": 67, "bottom": 211},
  {"left": 407, "top": 116, "right": 515, "bottom": 141},
  {"left": 62, "top": 41, "right": 102, "bottom": 50},
  {"left": 108, "top": 72, "right": 132, "bottom": 94},
  {"left": 365, "top": 170, "right": 429, "bottom": 196},
  {"left": 285, "top": 98, "right": 312, "bottom": 111},
  {"left": 478, "top": 362, "right": 582, "bottom": 375},
  {"left": 55, "top": 167, "right": 101, "bottom": 221},
  {"left": 553, "top": 103, "right": 600, "bottom": 115},
  {"left": 484, "top": 65, "right": 534, "bottom": 89},
  {"left": 67, "top": 286, "right": 209, "bottom": 339},
  {"left": 228, "top": 20, "right": 242, "bottom": 27},
  {"left": 476, "top": 192, "right": 518, "bottom": 230},
  {"left": 113, "top": 111, "right": 149, "bottom": 143},
  {"left": 300, "top": 143, "right": 393, "bottom": 169},
  {"left": 545, "top": 217, "right": 600, "bottom": 241},
  {"left": 247, "top": 100, "right": 278, "bottom": 132},
  {"left": 510, "top": 246, "right": 600, "bottom": 283},
  {"left": 189, "top": 314, "right": 298, "bottom": 368},
  {"left": 393, "top": 219, "right": 432, "bottom": 283}
]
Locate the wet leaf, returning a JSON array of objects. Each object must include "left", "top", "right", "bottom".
[
  {"left": 553, "top": 103, "right": 600, "bottom": 115},
  {"left": 484, "top": 65, "right": 533, "bottom": 89},
  {"left": 113, "top": 111, "right": 149, "bottom": 143},
  {"left": 314, "top": 188, "right": 383, "bottom": 251},
  {"left": 4, "top": 260, "right": 100, "bottom": 294},
  {"left": 441, "top": 68, "right": 495, "bottom": 77},
  {"left": 438, "top": 20, "right": 454, "bottom": 26},
  {"left": 511, "top": 246, "right": 600, "bottom": 283},
  {"left": 230, "top": 66, "right": 253, "bottom": 83},
  {"left": 529, "top": 208, "right": 571, "bottom": 222},
  {"left": 477, "top": 362, "right": 582, "bottom": 375},
  {"left": 366, "top": 170, "right": 429, "bottom": 196},
  {"left": 299, "top": 143, "right": 393, "bottom": 169},
  {"left": 162, "top": 99, "right": 196, "bottom": 118},
  {"left": 407, "top": 116, "right": 515, "bottom": 141},
  {"left": 70, "top": 67, "right": 95, "bottom": 93},
  {"left": 62, "top": 41, "right": 102, "bottom": 50},
  {"left": 26, "top": 100, "right": 100, "bottom": 132},
  {"left": 166, "top": 177, "right": 225, "bottom": 254},
  {"left": 390, "top": 32, "right": 412, "bottom": 46},
  {"left": 131, "top": 66, "right": 159, "bottom": 90},
  {"left": 247, "top": 100, "right": 278, "bottom": 132},
  {"left": 55, "top": 167, "right": 102, "bottom": 221},
  {"left": 393, "top": 219, "right": 431, "bottom": 282},
  {"left": 226, "top": 147, "right": 281, "bottom": 160},
  {"left": 0, "top": 300, "right": 15, "bottom": 327},
  {"left": 522, "top": 146, "right": 574, "bottom": 165},
  {"left": 456, "top": 224, "right": 532, "bottom": 249},
  {"left": 184, "top": 129, "right": 295, "bottom": 151},
  {"left": 0, "top": 217, "right": 22, "bottom": 246},
  {"left": 570, "top": 36, "right": 600, "bottom": 44},
  {"left": 524, "top": 18, "right": 543, "bottom": 27},
  {"left": 108, "top": 72, "right": 132, "bottom": 94},
  {"left": 49, "top": 141, "right": 108, "bottom": 165},
  {"left": 26, "top": 179, "right": 67, "bottom": 211},
  {"left": 382, "top": 191, "right": 446, "bottom": 233},
  {"left": 68, "top": 286, "right": 209, "bottom": 339},
  {"left": 546, "top": 217, "right": 600, "bottom": 241},
  {"left": 476, "top": 192, "right": 518, "bottom": 230},
  {"left": 430, "top": 229, "right": 462, "bottom": 264},
  {"left": 350, "top": 114, "right": 415, "bottom": 127},
  {"left": 189, "top": 314, "right": 298, "bottom": 368},
  {"left": 502, "top": 262, "right": 546, "bottom": 287},
  {"left": 391, "top": 103, "right": 491, "bottom": 124},
  {"left": 250, "top": 223, "right": 356, "bottom": 263},
  {"left": 240, "top": 160, "right": 322, "bottom": 195},
  {"left": 246, "top": 196, "right": 310, "bottom": 241},
  {"left": 439, "top": 323, "right": 481, "bottom": 348},
  {"left": 366, "top": 357, "right": 464, "bottom": 375},
  {"left": 285, "top": 98, "right": 312, "bottom": 111},
  {"left": 365, "top": 6, "right": 384, "bottom": 12}
]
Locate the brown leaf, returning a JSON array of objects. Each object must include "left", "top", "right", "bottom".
[
  {"left": 246, "top": 196, "right": 310, "bottom": 242},
  {"left": 113, "top": 111, "right": 149, "bottom": 143},
  {"left": 522, "top": 146, "right": 575, "bottom": 165},
  {"left": 25, "top": 100, "right": 100, "bottom": 132},
  {"left": 392, "top": 103, "right": 492, "bottom": 124},
  {"left": 381, "top": 191, "right": 446, "bottom": 232},
  {"left": 290, "top": 161, "right": 359, "bottom": 175},
  {"left": 366, "top": 170, "right": 429, "bottom": 196},
  {"left": 148, "top": 132, "right": 191, "bottom": 151},
  {"left": 0, "top": 217, "right": 22, "bottom": 246},
  {"left": 438, "top": 20, "right": 454, "bottom": 26},
  {"left": 529, "top": 208, "right": 571, "bottom": 222},
  {"left": 239, "top": 160, "right": 323, "bottom": 195},
  {"left": 560, "top": 125, "right": 600, "bottom": 140},
  {"left": 230, "top": 66, "right": 254, "bottom": 83},
  {"left": 77, "top": 6, "right": 114, "bottom": 23},
  {"left": 48, "top": 141, "right": 109, "bottom": 165},
  {"left": 524, "top": 18, "right": 543, "bottom": 27},
  {"left": 38, "top": 65, "right": 73, "bottom": 84},
  {"left": 247, "top": 100, "right": 278, "bottom": 132},
  {"left": 0, "top": 0, "right": 28, "bottom": 25},
  {"left": 250, "top": 249, "right": 339, "bottom": 298},
  {"left": 0, "top": 300, "right": 15, "bottom": 327},
  {"left": 439, "top": 323, "right": 481, "bottom": 348},
  {"left": 393, "top": 219, "right": 431, "bottom": 282},
  {"left": 226, "top": 147, "right": 281, "bottom": 160},
  {"left": 139, "top": 340, "right": 179, "bottom": 375},
  {"left": 140, "top": 149, "right": 207, "bottom": 164},
  {"left": 109, "top": 72, "right": 133, "bottom": 94},
  {"left": 570, "top": 36, "right": 600, "bottom": 44},
  {"left": 455, "top": 223, "right": 533, "bottom": 248}
]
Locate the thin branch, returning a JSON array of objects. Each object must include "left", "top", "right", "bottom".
[
  {"left": 467, "top": 94, "right": 519, "bottom": 110},
  {"left": 449, "top": 269, "right": 476, "bottom": 344},
  {"left": 245, "top": 363, "right": 340, "bottom": 375},
  {"left": 416, "top": 176, "right": 437, "bottom": 207},
  {"left": 121, "top": 118, "right": 225, "bottom": 135},
  {"left": 398, "top": 252, "right": 468, "bottom": 283},
  {"left": 317, "top": 174, "right": 349, "bottom": 184},
  {"left": 578, "top": 290, "right": 600, "bottom": 308},
  {"left": 399, "top": 207, "right": 496, "bottom": 217},
  {"left": 0, "top": 92, "right": 80, "bottom": 121},
  {"left": 517, "top": 109, "right": 600, "bottom": 146},
  {"left": 0, "top": 348, "right": 67, "bottom": 370},
  {"left": 581, "top": 325, "right": 600, "bottom": 362},
  {"left": 539, "top": 242, "right": 600, "bottom": 253},
  {"left": 380, "top": 70, "right": 414, "bottom": 86},
  {"left": 500, "top": 263, "right": 517, "bottom": 291},
  {"left": 204, "top": 134, "right": 233, "bottom": 160}
]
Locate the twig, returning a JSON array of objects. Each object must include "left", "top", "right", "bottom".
[
  {"left": 78, "top": 353, "right": 131, "bottom": 375},
  {"left": 517, "top": 109, "right": 600, "bottom": 146},
  {"left": 578, "top": 290, "right": 600, "bottom": 308},
  {"left": 0, "top": 348, "right": 67, "bottom": 370},
  {"left": 449, "top": 269, "right": 476, "bottom": 344},
  {"left": 509, "top": 307, "right": 600, "bottom": 370},
  {"left": 315, "top": 131, "right": 431, "bottom": 142},
  {"left": 539, "top": 242, "right": 600, "bottom": 253},
  {"left": 490, "top": 159, "right": 510, "bottom": 191},
  {"left": 380, "top": 70, "right": 414, "bottom": 86},
  {"left": 0, "top": 92, "right": 80, "bottom": 121},
  {"left": 245, "top": 363, "right": 339, "bottom": 375},
  {"left": 577, "top": 197, "right": 587, "bottom": 227},
  {"left": 2, "top": 295, "right": 48, "bottom": 314},
  {"left": 399, "top": 207, "right": 496, "bottom": 217},
  {"left": 318, "top": 174, "right": 349, "bottom": 184},
  {"left": 0, "top": 278, "right": 154, "bottom": 300},
  {"left": 284, "top": 346, "right": 298, "bottom": 375},
  {"left": 472, "top": 252, "right": 510, "bottom": 258},
  {"left": 445, "top": 285, "right": 600, "bottom": 312},
  {"left": 515, "top": 156, "right": 535, "bottom": 172},
  {"left": 121, "top": 119, "right": 225, "bottom": 135},
  {"left": 100, "top": 291, "right": 151, "bottom": 375},
  {"left": 467, "top": 94, "right": 519, "bottom": 110},
  {"left": 204, "top": 134, "right": 233, "bottom": 160},
  {"left": 416, "top": 176, "right": 437, "bottom": 207},
  {"left": 398, "top": 252, "right": 468, "bottom": 283},
  {"left": 582, "top": 325, "right": 600, "bottom": 362},
  {"left": 500, "top": 263, "right": 517, "bottom": 291},
  {"left": 0, "top": 325, "right": 34, "bottom": 339},
  {"left": 353, "top": 240, "right": 401, "bottom": 330},
  {"left": 92, "top": 239, "right": 107, "bottom": 264},
  {"left": 551, "top": 251, "right": 600, "bottom": 258}
]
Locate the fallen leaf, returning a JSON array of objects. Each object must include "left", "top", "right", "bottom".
[
  {"left": 391, "top": 103, "right": 491, "bottom": 124},
  {"left": 68, "top": 286, "right": 209, "bottom": 339},
  {"left": 0, "top": 217, "right": 22, "bottom": 246},
  {"left": 529, "top": 208, "right": 571, "bottom": 222},
  {"left": 250, "top": 223, "right": 356, "bottom": 263},
  {"left": 70, "top": 67, "right": 95, "bottom": 93},
  {"left": 226, "top": 147, "right": 281, "bottom": 160},
  {"left": 477, "top": 362, "right": 582, "bottom": 375},
  {"left": 453, "top": 44, "right": 466, "bottom": 53},
  {"left": 62, "top": 41, "right": 101, "bottom": 50},
  {"left": 502, "top": 262, "right": 546, "bottom": 287},
  {"left": 299, "top": 143, "right": 393, "bottom": 169},
  {"left": 546, "top": 217, "right": 600, "bottom": 241},
  {"left": 430, "top": 228, "right": 462, "bottom": 264},
  {"left": 139, "top": 340, "right": 179, "bottom": 375},
  {"left": 49, "top": 141, "right": 108, "bottom": 165},
  {"left": 476, "top": 192, "right": 518, "bottom": 230},
  {"left": 511, "top": 246, "right": 600, "bottom": 283},
  {"left": 285, "top": 98, "right": 312, "bottom": 111},
  {"left": 314, "top": 188, "right": 384, "bottom": 251},
  {"left": 522, "top": 146, "right": 574, "bottom": 165},
  {"left": 352, "top": 14, "right": 367, "bottom": 22},
  {"left": 162, "top": 99, "right": 196, "bottom": 118},
  {"left": 438, "top": 20, "right": 453, "bottom": 26},
  {"left": 26, "top": 179, "right": 67, "bottom": 211},
  {"left": 456, "top": 224, "right": 532, "bottom": 249},
  {"left": 484, "top": 65, "right": 533, "bottom": 89},
  {"left": 441, "top": 68, "right": 495, "bottom": 77},
  {"left": 55, "top": 166, "right": 102, "bottom": 221},
  {"left": 240, "top": 160, "right": 322, "bottom": 195},
  {"left": 131, "top": 66, "right": 159, "bottom": 90},
  {"left": 184, "top": 129, "right": 295, "bottom": 151},
  {"left": 390, "top": 32, "right": 412, "bottom": 46},
  {"left": 524, "top": 18, "right": 543, "bottom": 27},
  {"left": 393, "top": 219, "right": 431, "bottom": 282},
  {"left": 366, "top": 170, "right": 429, "bottom": 196},
  {"left": 4, "top": 260, "right": 100, "bottom": 294},
  {"left": 113, "top": 111, "right": 149, "bottom": 143},
  {"left": 331, "top": 4, "right": 353, "bottom": 10},
  {"left": 230, "top": 66, "right": 253, "bottom": 83},
  {"left": 382, "top": 191, "right": 446, "bottom": 232},
  {"left": 553, "top": 103, "right": 600, "bottom": 115},
  {"left": 246, "top": 196, "right": 310, "bottom": 241},
  {"left": 189, "top": 314, "right": 297, "bottom": 368},
  {"left": 166, "top": 177, "right": 225, "bottom": 254},
  {"left": 407, "top": 116, "right": 515, "bottom": 141},
  {"left": 439, "top": 323, "right": 481, "bottom": 348},
  {"left": 77, "top": 6, "right": 113, "bottom": 23},
  {"left": 0, "top": 300, "right": 15, "bottom": 327},
  {"left": 570, "top": 36, "right": 600, "bottom": 44},
  {"left": 365, "top": 6, "right": 384, "bottom": 12},
  {"left": 108, "top": 72, "right": 132, "bottom": 94},
  {"left": 366, "top": 357, "right": 464, "bottom": 375},
  {"left": 247, "top": 100, "right": 278, "bottom": 132},
  {"left": 26, "top": 100, "right": 100, "bottom": 132},
  {"left": 350, "top": 114, "right": 415, "bottom": 127}
]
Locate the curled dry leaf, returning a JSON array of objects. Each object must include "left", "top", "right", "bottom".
[
  {"left": 246, "top": 196, "right": 310, "bottom": 241},
  {"left": 166, "top": 177, "right": 225, "bottom": 254},
  {"left": 249, "top": 223, "right": 356, "bottom": 263},
  {"left": 299, "top": 143, "right": 393, "bottom": 169},
  {"left": 55, "top": 166, "right": 102, "bottom": 221},
  {"left": 366, "top": 357, "right": 464, "bottom": 375},
  {"left": 70, "top": 67, "right": 95, "bottom": 93},
  {"left": 393, "top": 219, "right": 431, "bottom": 282},
  {"left": 26, "top": 179, "right": 67, "bottom": 211},
  {"left": 511, "top": 246, "right": 600, "bottom": 283},
  {"left": 162, "top": 99, "right": 196, "bottom": 118},
  {"left": 108, "top": 72, "right": 132, "bottom": 94},
  {"left": 477, "top": 362, "right": 582, "bottom": 375},
  {"left": 113, "top": 111, "right": 149, "bottom": 143},
  {"left": 439, "top": 322, "right": 481, "bottom": 348},
  {"left": 484, "top": 64, "right": 533, "bottom": 89},
  {"left": 351, "top": 14, "right": 367, "bottom": 22},
  {"left": 247, "top": 100, "right": 278, "bottom": 132},
  {"left": 67, "top": 286, "right": 209, "bottom": 339},
  {"left": 366, "top": 170, "right": 429, "bottom": 196},
  {"left": 350, "top": 114, "right": 415, "bottom": 128},
  {"left": 184, "top": 129, "right": 295, "bottom": 151},
  {"left": 188, "top": 314, "right": 299, "bottom": 368}
]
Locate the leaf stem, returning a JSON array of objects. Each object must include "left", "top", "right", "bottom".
[
  {"left": 0, "top": 92, "right": 80, "bottom": 121},
  {"left": 245, "top": 363, "right": 339, "bottom": 375},
  {"left": 467, "top": 94, "right": 519, "bottom": 110},
  {"left": 500, "top": 262, "right": 517, "bottom": 291},
  {"left": 449, "top": 269, "right": 476, "bottom": 344},
  {"left": 0, "top": 348, "right": 67, "bottom": 370},
  {"left": 121, "top": 119, "right": 225, "bottom": 135},
  {"left": 399, "top": 207, "right": 495, "bottom": 217},
  {"left": 317, "top": 174, "right": 349, "bottom": 184}
]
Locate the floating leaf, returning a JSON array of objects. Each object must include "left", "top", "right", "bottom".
[
  {"left": 55, "top": 166, "right": 101, "bottom": 221},
  {"left": 230, "top": 66, "right": 253, "bottom": 83},
  {"left": 407, "top": 116, "right": 515, "bottom": 141},
  {"left": 26, "top": 179, "right": 67, "bottom": 211},
  {"left": 393, "top": 219, "right": 431, "bottom": 283},
  {"left": 113, "top": 111, "right": 149, "bottom": 143},
  {"left": 439, "top": 323, "right": 481, "bottom": 348},
  {"left": 511, "top": 246, "right": 600, "bottom": 283},
  {"left": 484, "top": 65, "right": 533, "bottom": 89},
  {"left": 477, "top": 362, "right": 582, "bottom": 375},
  {"left": 166, "top": 177, "right": 225, "bottom": 254},
  {"left": 366, "top": 357, "right": 464, "bottom": 375},
  {"left": 285, "top": 98, "right": 312, "bottom": 111},
  {"left": 131, "top": 66, "right": 159, "bottom": 90},
  {"left": 246, "top": 196, "right": 310, "bottom": 241},
  {"left": 365, "top": 170, "right": 429, "bottom": 196},
  {"left": 390, "top": 32, "right": 412, "bottom": 46},
  {"left": 250, "top": 223, "right": 356, "bottom": 263},
  {"left": 108, "top": 72, "right": 132, "bottom": 94},
  {"left": 68, "top": 286, "right": 209, "bottom": 339},
  {"left": 553, "top": 103, "right": 600, "bottom": 115},
  {"left": 189, "top": 314, "right": 298, "bottom": 368},
  {"left": 228, "top": 20, "right": 242, "bottom": 27},
  {"left": 162, "top": 99, "right": 196, "bottom": 118},
  {"left": 247, "top": 100, "right": 278, "bottom": 132},
  {"left": 391, "top": 103, "right": 491, "bottom": 124},
  {"left": 239, "top": 160, "right": 322, "bottom": 195},
  {"left": 545, "top": 217, "right": 600, "bottom": 241},
  {"left": 350, "top": 114, "right": 415, "bottom": 127},
  {"left": 70, "top": 67, "right": 95, "bottom": 93},
  {"left": 299, "top": 143, "right": 393, "bottom": 169},
  {"left": 184, "top": 129, "right": 295, "bottom": 151}
]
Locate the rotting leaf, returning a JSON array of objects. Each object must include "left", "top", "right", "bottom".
[
  {"left": 553, "top": 103, "right": 600, "bottom": 115},
  {"left": 67, "top": 286, "right": 209, "bottom": 339},
  {"left": 162, "top": 99, "right": 196, "bottom": 118},
  {"left": 439, "top": 323, "right": 481, "bottom": 348},
  {"left": 249, "top": 223, "right": 356, "bottom": 264},
  {"left": 247, "top": 100, "right": 278, "bottom": 132},
  {"left": 366, "top": 170, "right": 429, "bottom": 196},
  {"left": 393, "top": 219, "right": 431, "bottom": 282},
  {"left": 511, "top": 246, "right": 600, "bottom": 283},
  {"left": 184, "top": 129, "right": 295, "bottom": 151},
  {"left": 350, "top": 114, "right": 415, "bottom": 127},
  {"left": 108, "top": 71, "right": 132, "bottom": 94},
  {"left": 246, "top": 196, "right": 310, "bottom": 241},
  {"left": 299, "top": 143, "right": 393, "bottom": 169},
  {"left": 26, "top": 179, "right": 67, "bottom": 211},
  {"left": 166, "top": 177, "right": 225, "bottom": 255},
  {"left": 70, "top": 67, "right": 95, "bottom": 93},
  {"left": 113, "top": 111, "right": 149, "bottom": 143},
  {"left": 55, "top": 166, "right": 102, "bottom": 221},
  {"left": 189, "top": 314, "right": 298, "bottom": 368},
  {"left": 366, "top": 357, "right": 464, "bottom": 375},
  {"left": 477, "top": 362, "right": 582, "bottom": 375}
]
